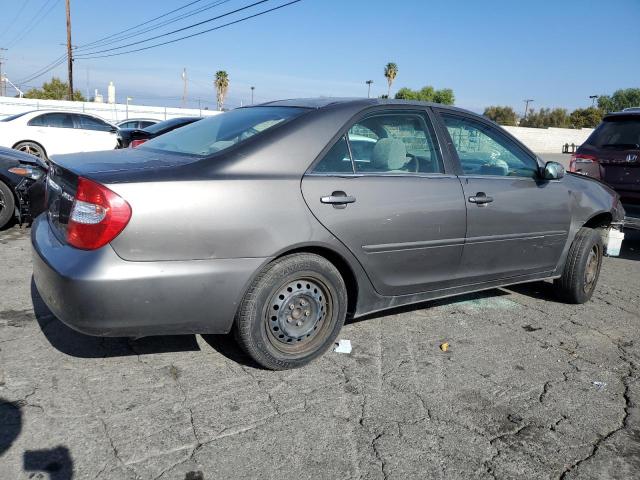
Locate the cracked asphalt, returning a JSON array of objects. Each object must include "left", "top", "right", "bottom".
[{"left": 0, "top": 225, "right": 639, "bottom": 480}]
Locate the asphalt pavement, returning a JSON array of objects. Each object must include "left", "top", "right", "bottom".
[{"left": 0, "top": 225, "right": 639, "bottom": 480}]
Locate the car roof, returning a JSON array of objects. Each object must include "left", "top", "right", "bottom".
[
  {"left": 256, "top": 97, "right": 476, "bottom": 116},
  {"left": 604, "top": 110, "right": 640, "bottom": 119}
]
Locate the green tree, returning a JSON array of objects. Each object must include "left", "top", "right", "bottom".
[
  {"left": 597, "top": 88, "right": 640, "bottom": 113},
  {"left": 520, "top": 108, "right": 569, "bottom": 128},
  {"left": 394, "top": 86, "right": 455, "bottom": 105},
  {"left": 384, "top": 62, "right": 398, "bottom": 98},
  {"left": 24, "top": 77, "right": 85, "bottom": 101},
  {"left": 483, "top": 106, "right": 517, "bottom": 126},
  {"left": 569, "top": 107, "right": 604, "bottom": 128},
  {"left": 214, "top": 70, "right": 229, "bottom": 111}
]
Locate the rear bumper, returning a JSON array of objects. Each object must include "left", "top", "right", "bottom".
[
  {"left": 623, "top": 203, "right": 640, "bottom": 230},
  {"left": 31, "top": 215, "right": 266, "bottom": 337}
]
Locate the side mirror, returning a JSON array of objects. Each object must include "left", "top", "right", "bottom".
[{"left": 541, "top": 161, "right": 565, "bottom": 180}]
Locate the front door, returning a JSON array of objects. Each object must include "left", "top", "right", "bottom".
[
  {"left": 437, "top": 111, "right": 571, "bottom": 283},
  {"left": 302, "top": 110, "right": 467, "bottom": 296}
]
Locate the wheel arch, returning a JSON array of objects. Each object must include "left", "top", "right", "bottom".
[
  {"left": 272, "top": 245, "right": 359, "bottom": 319},
  {"left": 12, "top": 140, "right": 48, "bottom": 158},
  {"left": 582, "top": 211, "right": 613, "bottom": 229}
]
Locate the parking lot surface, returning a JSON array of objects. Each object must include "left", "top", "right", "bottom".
[{"left": 1, "top": 225, "right": 639, "bottom": 480}]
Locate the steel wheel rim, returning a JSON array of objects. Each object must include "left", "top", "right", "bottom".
[
  {"left": 265, "top": 276, "right": 333, "bottom": 354},
  {"left": 584, "top": 245, "right": 600, "bottom": 293}
]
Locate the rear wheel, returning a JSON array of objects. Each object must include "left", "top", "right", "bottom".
[
  {"left": 554, "top": 227, "right": 603, "bottom": 304},
  {"left": 14, "top": 141, "right": 46, "bottom": 159},
  {"left": 0, "top": 181, "right": 16, "bottom": 229},
  {"left": 234, "top": 253, "right": 347, "bottom": 370}
]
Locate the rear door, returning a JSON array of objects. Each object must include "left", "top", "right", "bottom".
[
  {"left": 301, "top": 108, "right": 467, "bottom": 296},
  {"left": 435, "top": 110, "right": 571, "bottom": 282},
  {"left": 74, "top": 114, "right": 118, "bottom": 151}
]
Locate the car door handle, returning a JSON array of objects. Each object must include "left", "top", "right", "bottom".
[
  {"left": 468, "top": 192, "right": 494, "bottom": 205},
  {"left": 321, "top": 191, "right": 356, "bottom": 209}
]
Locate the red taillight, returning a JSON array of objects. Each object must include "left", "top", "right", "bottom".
[
  {"left": 130, "top": 139, "right": 148, "bottom": 148},
  {"left": 67, "top": 177, "right": 131, "bottom": 250},
  {"left": 569, "top": 154, "right": 597, "bottom": 172}
]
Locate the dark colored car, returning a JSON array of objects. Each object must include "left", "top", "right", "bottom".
[
  {"left": 32, "top": 98, "right": 625, "bottom": 370},
  {"left": 117, "top": 117, "right": 201, "bottom": 149},
  {"left": 0, "top": 146, "right": 47, "bottom": 229},
  {"left": 570, "top": 111, "right": 640, "bottom": 229}
]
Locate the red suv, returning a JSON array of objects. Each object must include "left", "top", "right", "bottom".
[{"left": 570, "top": 111, "right": 640, "bottom": 228}]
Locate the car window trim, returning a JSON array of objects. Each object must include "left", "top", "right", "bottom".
[
  {"left": 306, "top": 106, "right": 450, "bottom": 177},
  {"left": 433, "top": 108, "right": 543, "bottom": 179}
]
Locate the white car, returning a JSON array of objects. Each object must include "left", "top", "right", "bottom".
[{"left": 0, "top": 110, "right": 119, "bottom": 159}]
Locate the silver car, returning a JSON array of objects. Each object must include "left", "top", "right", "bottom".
[{"left": 32, "top": 98, "right": 625, "bottom": 369}]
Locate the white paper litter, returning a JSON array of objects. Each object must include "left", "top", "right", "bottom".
[
  {"left": 334, "top": 339, "right": 352, "bottom": 354},
  {"left": 592, "top": 381, "right": 607, "bottom": 391}
]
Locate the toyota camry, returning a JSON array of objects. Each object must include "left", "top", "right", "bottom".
[{"left": 32, "top": 98, "right": 625, "bottom": 369}]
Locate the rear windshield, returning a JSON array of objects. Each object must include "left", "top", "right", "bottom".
[
  {"left": 1, "top": 111, "right": 31, "bottom": 122},
  {"left": 144, "top": 117, "right": 198, "bottom": 134},
  {"left": 140, "top": 107, "right": 307, "bottom": 156},
  {"left": 585, "top": 117, "right": 640, "bottom": 149}
]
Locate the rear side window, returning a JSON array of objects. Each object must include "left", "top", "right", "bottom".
[
  {"left": 28, "top": 113, "right": 74, "bottom": 128},
  {"left": 585, "top": 117, "right": 640, "bottom": 148},
  {"left": 313, "top": 136, "right": 354, "bottom": 174}
]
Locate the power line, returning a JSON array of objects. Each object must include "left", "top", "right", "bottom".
[
  {"left": 77, "top": 0, "right": 301, "bottom": 60},
  {"left": 77, "top": 0, "right": 207, "bottom": 50},
  {"left": 17, "top": 55, "right": 67, "bottom": 85},
  {"left": 75, "top": 0, "right": 233, "bottom": 52},
  {"left": 77, "top": 0, "right": 270, "bottom": 57},
  {"left": 7, "top": 0, "right": 62, "bottom": 49},
  {"left": 0, "top": 0, "right": 33, "bottom": 43}
]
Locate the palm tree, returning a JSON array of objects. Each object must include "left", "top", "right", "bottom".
[
  {"left": 214, "top": 70, "right": 229, "bottom": 111},
  {"left": 384, "top": 62, "right": 398, "bottom": 98}
]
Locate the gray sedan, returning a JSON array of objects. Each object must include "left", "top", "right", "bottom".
[{"left": 32, "top": 98, "right": 625, "bottom": 369}]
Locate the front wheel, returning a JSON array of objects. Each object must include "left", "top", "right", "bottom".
[
  {"left": 234, "top": 253, "right": 347, "bottom": 370},
  {"left": 554, "top": 227, "right": 604, "bottom": 304},
  {"left": 0, "top": 181, "right": 16, "bottom": 229}
]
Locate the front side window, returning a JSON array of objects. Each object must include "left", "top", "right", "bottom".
[
  {"left": 347, "top": 113, "right": 443, "bottom": 174},
  {"left": 77, "top": 115, "right": 112, "bottom": 132},
  {"left": 442, "top": 114, "right": 538, "bottom": 178},
  {"left": 141, "top": 107, "right": 306, "bottom": 156},
  {"left": 28, "top": 113, "right": 74, "bottom": 128}
]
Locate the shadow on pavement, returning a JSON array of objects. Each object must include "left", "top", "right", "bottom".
[
  {"left": 201, "top": 333, "right": 262, "bottom": 369},
  {"left": 31, "top": 278, "right": 201, "bottom": 359},
  {"left": 1, "top": 398, "right": 73, "bottom": 479},
  {"left": 619, "top": 228, "right": 640, "bottom": 261},
  {"left": 0, "top": 399, "right": 21, "bottom": 457},
  {"left": 24, "top": 446, "right": 74, "bottom": 480}
]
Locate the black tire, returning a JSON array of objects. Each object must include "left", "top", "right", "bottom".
[
  {"left": 554, "top": 227, "right": 604, "bottom": 304},
  {"left": 13, "top": 141, "right": 46, "bottom": 159},
  {"left": 234, "top": 253, "right": 348, "bottom": 370},
  {"left": 0, "top": 181, "right": 16, "bottom": 230}
]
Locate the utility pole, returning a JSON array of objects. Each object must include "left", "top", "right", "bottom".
[
  {"left": 366, "top": 80, "right": 373, "bottom": 98},
  {"left": 523, "top": 99, "right": 534, "bottom": 120},
  {"left": 65, "top": 0, "right": 74, "bottom": 100},
  {"left": 181, "top": 68, "right": 188, "bottom": 108},
  {"left": 0, "top": 48, "right": 7, "bottom": 97},
  {"left": 250, "top": 86, "right": 255, "bottom": 104}
]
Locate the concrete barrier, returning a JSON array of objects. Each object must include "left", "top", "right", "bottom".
[
  {"left": 0, "top": 96, "right": 220, "bottom": 123},
  {"left": 502, "top": 125, "right": 594, "bottom": 154}
]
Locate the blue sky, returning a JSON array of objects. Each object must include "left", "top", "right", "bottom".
[{"left": 0, "top": 0, "right": 638, "bottom": 113}]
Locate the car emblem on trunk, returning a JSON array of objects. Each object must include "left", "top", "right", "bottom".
[{"left": 626, "top": 153, "right": 638, "bottom": 162}]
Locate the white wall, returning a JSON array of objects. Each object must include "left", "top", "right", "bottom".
[
  {"left": 503, "top": 125, "right": 594, "bottom": 153},
  {"left": 0, "top": 96, "right": 220, "bottom": 123}
]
